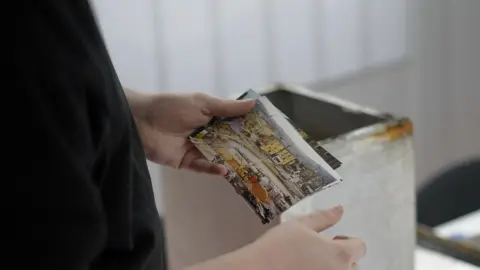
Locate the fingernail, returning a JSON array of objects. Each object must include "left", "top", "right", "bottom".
[
  {"left": 333, "top": 235, "right": 350, "bottom": 240},
  {"left": 331, "top": 205, "right": 344, "bottom": 215}
]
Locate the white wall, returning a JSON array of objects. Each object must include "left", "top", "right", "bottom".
[
  {"left": 93, "top": 0, "right": 406, "bottom": 96},
  {"left": 311, "top": 0, "right": 480, "bottom": 186},
  {"left": 409, "top": 0, "right": 480, "bottom": 184}
]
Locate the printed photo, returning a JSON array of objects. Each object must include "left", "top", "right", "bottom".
[
  {"left": 190, "top": 91, "right": 342, "bottom": 223},
  {"left": 237, "top": 89, "right": 342, "bottom": 171}
]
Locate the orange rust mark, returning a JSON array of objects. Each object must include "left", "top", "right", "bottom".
[{"left": 374, "top": 118, "right": 413, "bottom": 141}]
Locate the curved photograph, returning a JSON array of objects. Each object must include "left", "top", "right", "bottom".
[{"left": 190, "top": 91, "right": 342, "bottom": 224}]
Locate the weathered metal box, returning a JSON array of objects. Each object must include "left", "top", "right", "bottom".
[
  {"left": 270, "top": 85, "right": 415, "bottom": 270},
  {"left": 162, "top": 85, "right": 415, "bottom": 270}
]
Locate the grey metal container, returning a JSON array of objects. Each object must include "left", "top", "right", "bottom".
[{"left": 162, "top": 84, "right": 415, "bottom": 270}]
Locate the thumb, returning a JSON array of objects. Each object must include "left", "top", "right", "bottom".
[
  {"left": 201, "top": 95, "right": 256, "bottom": 117},
  {"left": 297, "top": 205, "right": 344, "bottom": 232}
]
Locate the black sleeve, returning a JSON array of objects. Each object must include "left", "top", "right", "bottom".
[
  {"left": 21, "top": 73, "right": 107, "bottom": 270},
  {"left": 15, "top": 3, "right": 107, "bottom": 269},
  {"left": 17, "top": 65, "right": 108, "bottom": 269}
]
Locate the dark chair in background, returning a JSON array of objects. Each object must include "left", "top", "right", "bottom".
[{"left": 417, "top": 159, "right": 480, "bottom": 227}]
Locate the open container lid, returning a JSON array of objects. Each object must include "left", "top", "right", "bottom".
[{"left": 241, "top": 83, "right": 413, "bottom": 144}]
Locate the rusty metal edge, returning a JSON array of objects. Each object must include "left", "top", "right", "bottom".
[
  {"left": 261, "top": 84, "right": 412, "bottom": 142},
  {"left": 230, "top": 84, "right": 413, "bottom": 144}
]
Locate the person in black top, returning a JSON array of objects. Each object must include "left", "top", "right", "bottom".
[{"left": 17, "top": 1, "right": 366, "bottom": 269}]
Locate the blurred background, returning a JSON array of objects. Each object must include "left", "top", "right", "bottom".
[{"left": 91, "top": 0, "right": 479, "bottom": 213}]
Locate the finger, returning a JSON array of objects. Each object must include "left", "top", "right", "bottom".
[
  {"left": 188, "top": 159, "right": 228, "bottom": 175},
  {"left": 335, "top": 237, "right": 367, "bottom": 264},
  {"left": 180, "top": 148, "right": 228, "bottom": 175},
  {"left": 296, "top": 205, "right": 344, "bottom": 232},
  {"left": 200, "top": 94, "right": 256, "bottom": 117}
]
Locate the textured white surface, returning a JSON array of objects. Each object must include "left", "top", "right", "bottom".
[{"left": 283, "top": 136, "right": 416, "bottom": 270}]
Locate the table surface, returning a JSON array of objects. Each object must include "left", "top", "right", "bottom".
[{"left": 415, "top": 209, "right": 480, "bottom": 270}]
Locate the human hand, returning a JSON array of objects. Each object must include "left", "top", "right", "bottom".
[
  {"left": 188, "top": 206, "right": 366, "bottom": 270},
  {"left": 127, "top": 90, "right": 255, "bottom": 175},
  {"left": 254, "top": 205, "right": 366, "bottom": 270}
]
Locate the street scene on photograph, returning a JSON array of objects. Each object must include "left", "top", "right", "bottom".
[
  {"left": 236, "top": 89, "right": 342, "bottom": 171},
  {"left": 190, "top": 93, "right": 342, "bottom": 223}
]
